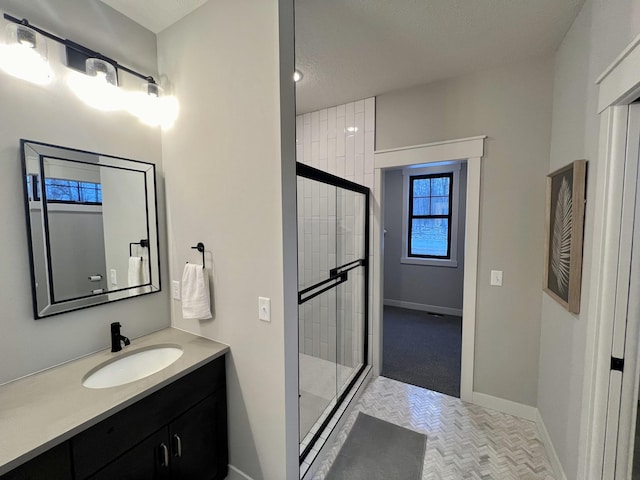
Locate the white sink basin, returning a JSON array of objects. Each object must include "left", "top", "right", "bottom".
[{"left": 82, "top": 345, "right": 183, "bottom": 389}]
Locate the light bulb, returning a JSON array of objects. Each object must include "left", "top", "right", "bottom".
[
  {"left": 16, "top": 26, "right": 36, "bottom": 48},
  {"left": 66, "top": 57, "right": 124, "bottom": 111},
  {"left": 293, "top": 70, "right": 303, "bottom": 82},
  {"left": 67, "top": 70, "right": 124, "bottom": 112},
  {"left": 85, "top": 58, "right": 117, "bottom": 86},
  {"left": 0, "top": 24, "right": 52, "bottom": 85},
  {"left": 127, "top": 81, "right": 179, "bottom": 129}
]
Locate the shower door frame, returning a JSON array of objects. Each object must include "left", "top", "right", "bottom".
[{"left": 296, "top": 162, "right": 370, "bottom": 464}]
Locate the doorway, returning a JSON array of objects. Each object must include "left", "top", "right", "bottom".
[
  {"left": 371, "top": 136, "right": 484, "bottom": 403},
  {"left": 601, "top": 103, "right": 640, "bottom": 479},
  {"left": 574, "top": 30, "right": 640, "bottom": 479},
  {"left": 381, "top": 163, "right": 466, "bottom": 397}
]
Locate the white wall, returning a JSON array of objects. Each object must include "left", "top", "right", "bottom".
[
  {"left": 376, "top": 55, "right": 554, "bottom": 407},
  {"left": 157, "top": 1, "right": 297, "bottom": 478},
  {"left": 0, "top": 0, "right": 169, "bottom": 385},
  {"left": 538, "top": 1, "right": 640, "bottom": 478},
  {"left": 101, "top": 167, "right": 148, "bottom": 290},
  {"left": 383, "top": 165, "right": 467, "bottom": 313}
]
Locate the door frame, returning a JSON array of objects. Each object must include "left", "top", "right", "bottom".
[
  {"left": 372, "top": 135, "right": 485, "bottom": 402},
  {"left": 580, "top": 33, "right": 640, "bottom": 479},
  {"left": 599, "top": 104, "right": 640, "bottom": 479}
]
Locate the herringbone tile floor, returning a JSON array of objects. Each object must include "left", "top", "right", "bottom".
[{"left": 312, "top": 376, "right": 555, "bottom": 480}]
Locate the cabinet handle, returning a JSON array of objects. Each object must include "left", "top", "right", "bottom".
[
  {"left": 173, "top": 434, "right": 182, "bottom": 457},
  {"left": 159, "top": 442, "right": 169, "bottom": 468}
]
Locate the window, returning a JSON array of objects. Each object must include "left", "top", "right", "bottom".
[
  {"left": 408, "top": 172, "right": 452, "bottom": 258},
  {"left": 44, "top": 178, "right": 102, "bottom": 204},
  {"left": 27, "top": 175, "right": 103, "bottom": 204},
  {"left": 26, "top": 174, "right": 40, "bottom": 201},
  {"left": 401, "top": 163, "right": 460, "bottom": 267}
]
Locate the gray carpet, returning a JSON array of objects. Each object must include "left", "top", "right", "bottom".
[
  {"left": 325, "top": 413, "right": 426, "bottom": 480},
  {"left": 382, "top": 306, "right": 462, "bottom": 397}
]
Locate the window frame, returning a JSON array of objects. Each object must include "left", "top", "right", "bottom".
[
  {"left": 43, "top": 177, "right": 103, "bottom": 205},
  {"left": 401, "top": 162, "right": 460, "bottom": 267}
]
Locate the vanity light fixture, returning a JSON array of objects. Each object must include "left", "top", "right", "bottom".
[
  {"left": 1, "top": 13, "right": 178, "bottom": 127},
  {"left": 293, "top": 70, "right": 303, "bottom": 82},
  {"left": 0, "top": 21, "right": 53, "bottom": 85}
]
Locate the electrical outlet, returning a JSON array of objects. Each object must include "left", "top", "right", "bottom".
[
  {"left": 172, "top": 281, "right": 181, "bottom": 300},
  {"left": 490, "top": 270, "right": 503, "bottom": 287},
  {"left": 259, "top": 297, "right": 271, "bottom": 322}
]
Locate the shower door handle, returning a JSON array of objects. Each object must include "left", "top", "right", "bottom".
[
  {"left": 330, "top": 259, "right": 366, "bottom": 277},
  {"left": 298, "top": 271, "right": 348, "bottom": 305}
]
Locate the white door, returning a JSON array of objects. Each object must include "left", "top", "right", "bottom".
[{"left": 603, "top": 103, "right": 640, "bottom": 479}]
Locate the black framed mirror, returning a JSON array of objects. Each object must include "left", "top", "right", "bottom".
[{"left": 21, "top": 139, "right": 161, "bottom": 318}]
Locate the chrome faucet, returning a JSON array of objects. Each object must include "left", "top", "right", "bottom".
[{"left": 110, "top": 322, "right": 130, "bottom": 352}]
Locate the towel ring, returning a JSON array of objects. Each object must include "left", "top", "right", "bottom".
[
  {"left": 190, "top": 242, "right": 205, "bottom": 269},
  {"left": 129, "top": 239, "right": 149, "bottom": 261}
]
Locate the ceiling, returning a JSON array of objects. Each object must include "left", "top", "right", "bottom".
[
  {"left": 98, "top": 0, "right": 584, "bottom": 114},
  {"left": 295, "top": 0, "right": 584, "bottom": 113},
  {"left": 99, "top": 0, "right": 208, "bottom": 33}
]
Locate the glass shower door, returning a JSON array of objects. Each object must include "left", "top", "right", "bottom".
[
  {"left": 336, "top": 188, "right": 366, "bottom": 396},
  {"left": 297, "top": 173, "right": 338, "bottom": 443},
  {"left": 297, "top": 163, "right": 369, "bottom": 461}
]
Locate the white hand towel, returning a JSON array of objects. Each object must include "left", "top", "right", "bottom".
[
  {"left": 128, "top": 256, "right": 149, "bottom": 296},
  {"left": 181, "top": 263, "right": 212, "bottom": 320}
]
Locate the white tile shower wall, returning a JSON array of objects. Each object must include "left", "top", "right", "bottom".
[{"left": 296, "top": 98, "right": 375, "bottom": 369}]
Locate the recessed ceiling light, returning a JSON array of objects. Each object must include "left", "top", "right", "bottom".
[{"left": 293, "top": 70, "right": 303, "bottom": 82}]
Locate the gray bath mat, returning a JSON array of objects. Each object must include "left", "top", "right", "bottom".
[{"left": 325, "top": 413, "right": 426, "bottom": 480}]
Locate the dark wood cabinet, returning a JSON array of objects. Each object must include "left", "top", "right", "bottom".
[
  {"left": 1, "top": 356, "right": 227, "bottom": 480},
  {"left": 170, "top": 394, "right": 224, "bottom": 479},
  {"left": 88, "top": 429, "right": 170, "bottom": 480},
  {"left": 0, "top": 442, "right": 72, "bottom": 480},
  {"left": 88, "top": 394, "right": 225, "bottom": 480}
]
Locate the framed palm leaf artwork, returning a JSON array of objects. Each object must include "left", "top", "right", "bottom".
[{"left": 544, "top": 160, "right": 587, "bottom": 313}]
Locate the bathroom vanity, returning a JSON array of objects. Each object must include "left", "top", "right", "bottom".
[{"left": 0, "top": 328, "right": 229, "bottom": 479}]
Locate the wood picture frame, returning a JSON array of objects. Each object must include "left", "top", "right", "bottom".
[{"left": 544, "top": 159, "right": 587, "bottom": 313}]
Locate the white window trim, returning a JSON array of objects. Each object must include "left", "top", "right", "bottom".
[{"left": 400, "top": 162, "right": 461, "bottom": 267}]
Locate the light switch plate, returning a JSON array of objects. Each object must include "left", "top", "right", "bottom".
[
  {"left": 490, "top": 270, "right": 503, "bottom": 286},
  {"left": 172, "top": 280, "right": 181, "bottom": 300},
  {"left": 110, "top": 269, "right": 117, "bottom": 286},
  {"left": 259, "top": 297, "right": 271, "bottom": 322}
]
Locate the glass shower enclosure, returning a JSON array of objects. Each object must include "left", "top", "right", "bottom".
[{"left": 296, "top": 163, "right": 369, "bottom": 462}]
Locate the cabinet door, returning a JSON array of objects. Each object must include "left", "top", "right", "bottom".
[
  {"left": 170, "top": 394, "right": 225, "bottom": 480},
  {"left": 88, "top": 429, "right": 170, "bottom": 480}
]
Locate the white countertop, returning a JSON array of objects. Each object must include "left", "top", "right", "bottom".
[{"left": 0, "top": 327, "right": 229, "bottom": 475}]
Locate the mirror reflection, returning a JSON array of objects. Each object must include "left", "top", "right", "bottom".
[{"left": 22, "top": 140, "right": 160, "bottom": 318}]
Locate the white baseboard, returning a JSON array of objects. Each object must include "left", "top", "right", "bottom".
[
  {"left": 471, "top": 392, "right": 537, "bottom": 421},
  {"left": 383, "top": 299, "right": 463, "bottom": 317},
  {"left": 227, "top": 465, "right": 254, "bottom": 480},
  {"left": 535, "top": 410, "right": 568, "bottom": 480}
]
